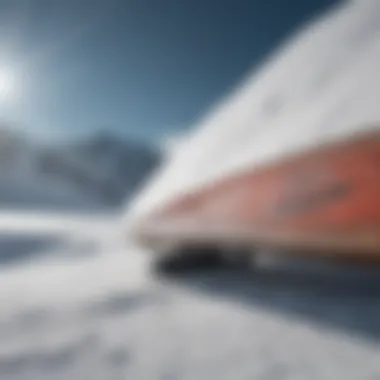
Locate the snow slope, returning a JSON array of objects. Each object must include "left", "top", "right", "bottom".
[
  {"left": 1, "top": 207, "right": 380, "bottom": 379},
  {"left": 126, "top": 0, "right": 380, "bottom": 223}
]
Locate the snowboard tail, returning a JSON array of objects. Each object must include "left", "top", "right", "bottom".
[{"left": 133, "top": 130, "right": 380, "bottom": 259}]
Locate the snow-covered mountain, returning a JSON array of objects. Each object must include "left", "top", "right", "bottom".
[
  {"left": 0, "top": 126, "right": 161, "bottom": 210},
  {"left": 39, "top": 131, "right": 161, "bottom": 204}
]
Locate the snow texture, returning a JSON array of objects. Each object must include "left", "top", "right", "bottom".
[
  {"left": 126, "top": 0, "right": 380, "bottom": 224},
  {"left": 1, "top": 207, "right": 380, "bottom": 379}
]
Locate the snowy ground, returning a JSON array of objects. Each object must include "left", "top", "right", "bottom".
[{"left": 0, "top": 209, "right": 379, "bottom": 380}]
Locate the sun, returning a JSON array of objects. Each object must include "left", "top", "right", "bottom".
[{"left": 0, "top": 68, "right": 17, "bottom": 103}]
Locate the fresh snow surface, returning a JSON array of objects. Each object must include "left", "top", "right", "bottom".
[
  {"left": 126, "top": 0, "right": 380, "bottom": 223},
  {"left": 1, "top": 208, "right": 380, "bottom": 380}
]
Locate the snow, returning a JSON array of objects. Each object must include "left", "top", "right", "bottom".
[
  {"left": 1, "top": 209, "right": 380, "bottom": 379},
  {"left": 0, "top": 125, "right": 160, "bottom": 210},
  {"left": 126, "top": 0, "right": 380, "bottom": 224}
]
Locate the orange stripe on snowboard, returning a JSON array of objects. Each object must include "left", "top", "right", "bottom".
[{"left": 137, "top": 130, "right": 380, "bottom": 253}]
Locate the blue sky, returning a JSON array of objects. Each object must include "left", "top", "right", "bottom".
[{"left": 0, "top": 0, "right": 338, "bottom": 145}]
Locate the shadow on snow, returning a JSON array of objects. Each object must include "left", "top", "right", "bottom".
[{"left": 157, "top": 254, "right": 380, "bottom": 342}]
